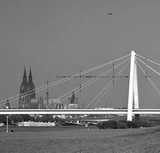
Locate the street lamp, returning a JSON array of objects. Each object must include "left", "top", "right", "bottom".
[
  {"left": 6, "top": 115, "right": 8, "bottom": 133},
  {"left": 4, "top": 99, "right": 10, "bottom": 133}
]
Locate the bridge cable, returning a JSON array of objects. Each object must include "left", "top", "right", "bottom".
[
  {"left": 136, "top": 54, "right": 160, "bottom": 66},
  {"left": 60, "top": 57, "right": 130, "bottom": 101},
  {"left": 60, "top": 57, "right": 130, "bottom": 102},
  {"left": 0, "top": 57, "right": 131, "bottom": 106},
  {"left": 136, "top": 58, "right": 160, "bottom": 94},
  {"left": 136, "top": 57, "right": 160, "bottom": 77},
  {"left": 0, "top": 54, "right": 130, "bottom": 104},
  {"left": 92, "top": 61, "right": 129, "bottom": 108},
  {"left": 136, "top": 61, "right": 160, "bottom": 96},
  {"left": 86, "top": 61, "right": 130, "bottom": 108}
]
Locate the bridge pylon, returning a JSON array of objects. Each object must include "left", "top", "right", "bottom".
[{"left": 127, "top": 51, "right": 139, "bottom": 121}]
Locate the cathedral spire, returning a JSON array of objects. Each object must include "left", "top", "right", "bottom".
[
  {"left": 22, "top": 66, "right": 27, "bottom": 85},
  {"left": 27, "top": 67, "right": 36, "bottom": 99},
  {"left": 19, "top": 66, "right": 28, "bottom": 109},
  {"left": 28, "top": 67, "right": 33, "bottom": 85}
]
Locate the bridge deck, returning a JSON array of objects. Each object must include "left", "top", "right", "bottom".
[{"left": 0, "top": 109, "right": 160, "bottom": 115}]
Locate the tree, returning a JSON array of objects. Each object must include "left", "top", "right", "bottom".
[
  {"left": 53, "top": 116, "right": 63, "bottom": 123},
  {"left": 9, "top": 115, "right": 22, "bottom": 123},
  {"left": 41, "top": 114, "right": 54, "bottom": 122},
  {"left": 20, "top": 114, "right": 32, "bottom": 121},
  {"left": 34, "top": 115, "right": 43, "bottom": 122},
  {"left": 0, "top": 115, "right": 7, "bottom": 124}
]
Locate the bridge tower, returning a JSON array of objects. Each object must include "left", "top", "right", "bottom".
[{"left": 127, "top": 51, "right": 139, "bottom": 121}]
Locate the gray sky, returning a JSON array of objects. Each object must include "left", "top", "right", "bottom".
[{"left": 1, "top": 0, "right": 160, "bottom": 108}]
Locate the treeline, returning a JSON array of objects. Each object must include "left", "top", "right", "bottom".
[
  {"left": 0, "top": 114, "right": 62, "bottom": 125},
  {"left": 97, "top": 120, "right": 158, "bottom": 129}
]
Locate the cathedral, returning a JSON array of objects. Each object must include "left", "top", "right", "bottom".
[{"left": 19, "top": 66, "right": 36, "bottom": 108}]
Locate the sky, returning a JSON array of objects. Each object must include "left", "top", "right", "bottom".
[{"left": 1, "top": 0, "right": 160, "bottom": 108}]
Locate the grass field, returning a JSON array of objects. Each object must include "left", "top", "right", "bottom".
[{"left": 1, "top": 125, "right": 160, "bottom": 153}]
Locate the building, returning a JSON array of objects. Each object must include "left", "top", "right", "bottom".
[
  {"left": 68, "top": 92, "right": 78, "bottom": 109},
  {"left": 39, "top": 98, "right": 64, "bottom": 109},
  {"left": 19, "top": 67, "right": 36, "bottom": 108},
  {"left": 30, "top": 99, "right": 39, "bottom": 109},
  {"left": 19, "top": 67, "right": 66, "bottom": 109},
  {"left": 36, "top": 80, "right": 65, "bottom": 109}
]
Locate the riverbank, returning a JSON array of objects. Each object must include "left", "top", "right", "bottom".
[{"left": 0, "top": 125, "right": 160, "bottom": 152}]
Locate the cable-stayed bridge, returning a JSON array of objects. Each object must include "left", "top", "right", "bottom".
[
  {"left": 1, "top": 51, "right": 160, "bottom": 121},
  {"left": 1, "top": 108, "right": 160, "bottom": 115}
]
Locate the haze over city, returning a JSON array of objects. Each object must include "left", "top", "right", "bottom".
[{"left": 1, "top": 0, "right": 160, "bottom": 109}]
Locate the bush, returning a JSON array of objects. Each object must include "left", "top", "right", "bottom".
[
  {"left": 97, "top": 120, "right": 156, "bottom": 130},
  {"left": 97, "top": 120, "right": 117, "bottom": 129},
  {"left": 107, "top": 120, "right": 117, "bottom": 129},
  {"left": 97, "top": 122, "right": 105, "bottom": 129},
  {"left": 119, "top": 120, "right": 153, "bottom": 128},
  {"left": 117, "top": 121, "right": 127, "bottom": 129},
  {"left": 127, "top": 121, "right": 139, "bottom": 128},
  {"left": 138, "top": 120, "right": 153, "bottom": 127}
]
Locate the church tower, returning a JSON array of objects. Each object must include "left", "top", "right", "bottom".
[
  {"left": 19, "top": 66, "right": 28, "bottom": 108},
  {"left": 70, "top": 91, "right": 75, "bottom": 104},
  {"left": 27, "top": 67, "right": 36, "bottom": 100},
  {"left": 19, "top": 67, "right": 36, "bottom": 108}
]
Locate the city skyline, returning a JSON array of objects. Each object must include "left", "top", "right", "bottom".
[{"left": 1, "top": 0, "right": 160, "bottom": 108}]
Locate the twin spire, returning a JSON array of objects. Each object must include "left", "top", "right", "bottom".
[
  {"left": 19, "top": 66, "right": 36, "bottom": 108},
  {"left": 22, "top": 66, "right": 34, "bottom": 86}
]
